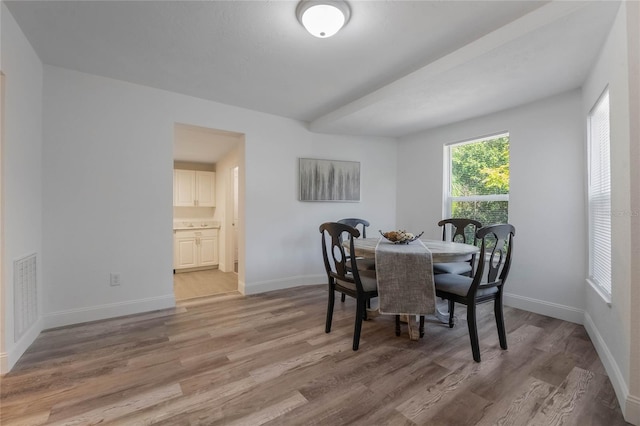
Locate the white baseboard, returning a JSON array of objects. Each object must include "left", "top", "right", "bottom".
[
  {"left": 0, "top": 351, "right": 7, "bottom": 374},
  {"left": 503, "top": 292, "right": 584, "bottom": 324},
  {"left": 627, "top": 394, "right": 640, "bottom": 426},
  {"left": 43, "top": 294, "right": 176, "bottom": 330},
  {"left": 584, "top": 312, "right": 639, "bottom": 425},
  {"left": 243, "top": 274, "right": 325, "bottom": 295},
  {"left": 6, "top": 316, "right": 43, "bottom": 372}
]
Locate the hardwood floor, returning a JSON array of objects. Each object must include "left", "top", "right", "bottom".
[
  {"left": 173, "top": 269, "right": 238, "bottom": 300},
  {"left": 0, "top": 285, "right": 630, "bottom": 425}
]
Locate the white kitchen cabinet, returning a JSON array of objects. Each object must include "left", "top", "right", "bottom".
[
  {"left": 174, "top": 229, "right": 219, "bottom": 270},
  {"left": 198, "top": 232, "right": 219, "bottom": 266},
  {"left": 174, "top": 232, "right": 198, "bottom": 269},
  {"left": 195, "top": 171, "right": 216, "bottom": 207},
  {"left": 173, "top": 170, "right": 215, "bottom": 207}
]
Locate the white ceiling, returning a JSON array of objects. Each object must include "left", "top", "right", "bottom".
[{"left": 5, "top": 0, "right": 620, "bottom": 161}]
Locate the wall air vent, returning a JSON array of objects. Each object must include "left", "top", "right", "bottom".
[{"left": 14, "top": 253, "right": 37, "bottom": 342}]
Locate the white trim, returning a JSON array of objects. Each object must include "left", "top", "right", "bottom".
[
  {"left": 627, "top": 394, "right": 640, "bottom": 426},
  {"left": 42, "top": 294, "right": 175, "bottom": 329},
  {"left": 584, "top": 312, "right": 639, "bottom": 425},
  {"left": 450, "top": 194, "right": 510, "bottom": 203},
  {"left": 0, "top": 351, "right": 7, "bottom": 375},
  {"left": 243, "top": 274, "right": 325, "bottom": 295},
  {"left": 503, "top": 292, "right": 584, "bottom": 324},
  {"left": 443, "top": 131, "right": 510, "bottom": 148},
  {"left": 6, "top": 316, "right": 43, "bottom": 372},
  {"left": 586, "top": 277, "right": 612, "bottom": 306}
]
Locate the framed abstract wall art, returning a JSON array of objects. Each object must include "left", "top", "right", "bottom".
[{"left": 299, "top": 158, "right": 360, "bottom": 202}]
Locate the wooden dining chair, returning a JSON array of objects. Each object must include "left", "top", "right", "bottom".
[
  {"left": 433, "top": 218, "right": 482, "bottom": 276},
  {"left": 337, "top": 218, "right": 375, "bottom": 303},
  {"left": 434, "top": 223, "right": 515, "bottom": 362},
  {"left": 320, "top": 222, "right": 378, "bottom": 351}
]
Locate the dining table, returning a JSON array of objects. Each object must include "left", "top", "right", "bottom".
[
  {"left": 349, "top": 237, "right": 479, "bottom": 263},
  {"left": 348, "top": 237, "right": 480, "bottom": 340}
]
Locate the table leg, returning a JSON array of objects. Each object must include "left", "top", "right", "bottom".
[{"left": 406, "top": 316, "right": 420, "bottom": 340}]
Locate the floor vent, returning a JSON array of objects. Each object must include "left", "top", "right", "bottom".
[{"left": 14, "top": 253, "right": 37, "bottom": 342}]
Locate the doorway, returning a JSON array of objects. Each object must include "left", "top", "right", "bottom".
[{"left": 172, "top": 123, "right": 244, "bottom": 301}]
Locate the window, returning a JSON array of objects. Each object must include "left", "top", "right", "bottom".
[
  {"left": 587, "top": 89, "right": 611, "bottom": 298},
  {"left": 444, "top": 134, "right": 510, "bottom": 230}
]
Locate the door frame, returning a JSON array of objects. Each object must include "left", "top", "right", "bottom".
[{"left": 1, "top": 72, "right": 7, "bottom": 373}]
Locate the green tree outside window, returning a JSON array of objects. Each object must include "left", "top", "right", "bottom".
[{"left": 449, "top": 136, "right": 509, "bottom": 228}]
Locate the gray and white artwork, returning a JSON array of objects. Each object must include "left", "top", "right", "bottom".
[{"left": 299, "top": 158, "right": 360, "bottom": 202}]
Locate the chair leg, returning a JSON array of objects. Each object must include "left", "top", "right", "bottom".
[
  {"left": 467, "top": 304, "right": 481, "bottom": 362},
  {"left": 419, "top": 316, "right": 425, "bottom": 337},
  {"left": 325, "top": 289, "right": 335, "bottom": 333},
  {"left": 495, "top": 295, "right": 508, "bottom": 350},
  {"left": 395, "top": 315, "right": 401, "bottom": 336},
  {"left": 353, "top": 297, "right": 365, "bottom": 350},
  {"left": 448, "top": 300, "right": 455, "bottom": 328},
  {"left": 341, "top": 293, "right": 346, "bottom": 303}
]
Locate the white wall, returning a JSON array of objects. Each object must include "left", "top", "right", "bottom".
[
  {"left": 40, "top": 65, "right": 398, "bottom": 324},
  {"left": 242, "top": 125, "right": 397, "bottom": 294},
  {"left": 582, "top": 2, "right": 639, "bottom": 423},
  {"left": 398, "top": 90, "right": 586, "bottom": 324},
  {"left": 1, "top": 3, "right": 44, "bottom": 372}
]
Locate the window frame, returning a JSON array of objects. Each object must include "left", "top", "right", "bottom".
[
  {"left": 586, "top": 87, "right": 612, "bottom": 304},
  {"left": 443, "top": 133, "right": 510, "bottom": 221}
]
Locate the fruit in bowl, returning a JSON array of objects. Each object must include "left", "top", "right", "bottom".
[{"left": 379, "top": 230, "right": 424, "bottom": 244}]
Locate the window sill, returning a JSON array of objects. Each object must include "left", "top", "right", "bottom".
[{"left": 586, "top": 278, "right": 612, "bottom": 307}]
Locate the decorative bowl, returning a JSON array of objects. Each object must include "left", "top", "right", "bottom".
[{"left": 379, "top": 230, "right": 424, "bottom": 244}]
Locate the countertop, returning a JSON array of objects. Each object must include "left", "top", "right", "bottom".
[{"left": 173, "top": 221, "right": 220, "bottom": 230}]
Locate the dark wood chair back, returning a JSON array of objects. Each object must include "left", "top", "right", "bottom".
[
  {"left": 434, "top": 218, "right": 483, "bottom": 276},
  {"left": 438, "top": 218, "right": 482, "bottom": 244},
  {"left": 468, "top": 223, "right": 515, "bottom": 298},
  {"left": 337, "top": 218, "right": 370, "bottom": 239},
  {"left": 319, "top": 222, "right": 365, "bottom": 295}
]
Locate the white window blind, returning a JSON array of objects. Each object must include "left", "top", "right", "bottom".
[{"left": 588, "top": 89, "right": 611, "bottom": 296}]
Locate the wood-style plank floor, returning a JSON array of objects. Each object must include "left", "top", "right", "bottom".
[
  {"left": 0, "top": 285, "right": 630, "bottom": 425},
  {"left": 173, "top": 269, "right": 238, "bottom": 301}
]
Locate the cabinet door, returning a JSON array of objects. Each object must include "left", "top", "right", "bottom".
[
  {"left": 174, "top": 234, "right": 198, "bottom": 269},
  {"left": 199, "top": 232, "right": 219, "bottom": 266},
  {"left": 174, "top": 170, "right": 196, "bottom": 207},
  {"left": 196, "top": 171, "right": 216, "bottom": 207}
]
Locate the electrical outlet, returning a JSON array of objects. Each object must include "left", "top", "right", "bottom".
[{"left": 110, "top": 273, "right": 121, "bottom": 286}]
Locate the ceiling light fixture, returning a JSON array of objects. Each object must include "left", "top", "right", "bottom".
[{"left": 296, "top": 0, "right": 351, "bottom": 38}]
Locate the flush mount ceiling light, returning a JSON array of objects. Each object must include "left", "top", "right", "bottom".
[{"left": 296, "top": 0, "right": 351, "bottom": 38}]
